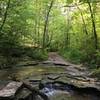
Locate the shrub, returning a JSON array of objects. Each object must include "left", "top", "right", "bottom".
[
  {"left": 60, "top": 48, "right": 85, "bottom": 64},
  {"left": 24, "top": 47, "right": 48, "bottom": 61}
]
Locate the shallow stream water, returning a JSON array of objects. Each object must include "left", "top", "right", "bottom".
[
  {"left": 41, "top": 83, "right": 100, "bottom": 100},
  {"left": 0, "top": 65, "right": 100, "bottom": 100}
]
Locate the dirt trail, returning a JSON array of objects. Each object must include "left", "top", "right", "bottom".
[
  {"left": 48, "top": 52, "right": 70, "bottom": 64},
  {"left": 43, "top": 52, "right": 71, "bottom": 66}
]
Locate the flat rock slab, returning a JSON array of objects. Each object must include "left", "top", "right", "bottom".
[
  {"left": 0, "top": 81, "right": 23, "bottom": 98},
  {"left": 16, "top": 61, "right": 38, "bottom": 67}
]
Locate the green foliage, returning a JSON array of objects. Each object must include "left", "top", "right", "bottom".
[
  {"left": 94, "top": 50, "right": 100, "bottom": 66},
  {"left": 60, "top": 48, "right": 85, "bottom": 64},
  {"left": 79, "top": 0, "right": 99, "bottom": 3},
  {"left": 66, "top": 0, "right": 73, "bottom": 4},
  {"left": 25, "top": 48, "right": 48, "bottom": 61},
  {"left": 91, "top": 68, "right": 100, "bottom": 78},
  {"left": 0, "top": 0, "right": 100, "bottom": 70}
]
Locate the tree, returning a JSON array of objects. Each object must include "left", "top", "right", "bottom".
[
  {"left": 87, "top": 0, "right": 98, "bottom": 49},
  {"left": 0, "top": 0, "right": 11, "bottom": 35},
  {"left": 42, "top": 0, "right": 54, "bottom": 50}
]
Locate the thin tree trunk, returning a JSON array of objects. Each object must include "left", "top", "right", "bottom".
[
  {"left": 64, "top": 8, "right": 71, "bottom": 49},
  {"left": 0, "top": 0, "right": 11, "bottom": 34},
  {"left": 37, "top": 2, "right": 41, "bottom": 46},
  {"left": 42, "top": 0, "right": 54, "bottom": 50},
  {"left": 76, "top": 4, "right": 88, "bottom": 35},
  {"left": 34, "top": 0, "right": 38, "bottom": 46},
  {"left": 37, "top": 19, "right": 40, "bottom": 45},
  {"left": 87, "top": 1, "right": 98, "bottom": 49}
]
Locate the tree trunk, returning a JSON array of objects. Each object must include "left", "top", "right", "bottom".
[
  {"left": 76, "top": 4, "right": 88, "bottom": 35},
  {"left": 87, "top": 1, "right": 98, "bottom": 50},
  {"left": 64, "top": 8, "right": 71, "bottom": 49},
  {"left": 0, "top": 0, "right": 11, "bottom": 35},
  {"left": 42, "top": 0, "right": 54, "bottom": 50}
]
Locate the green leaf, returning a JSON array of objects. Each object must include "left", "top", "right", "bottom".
[
  {"left": 79, "top": 0, "right": 99, "bottom": 3},
  {"left": 66, "top": 0, "right": 73, "bottom": 4}
]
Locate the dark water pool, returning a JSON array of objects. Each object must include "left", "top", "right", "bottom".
[{"left": 41, "top": 82, "right": 100, "bottom": 100}]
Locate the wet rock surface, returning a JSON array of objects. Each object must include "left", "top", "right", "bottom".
[
  {"left": 0, "top": 52, "right": 100, "bottom": 100},
  {"left": 42, "top": 52, "right": 100, "bottom": 91},
  {"left": 0, "top": 81, "right": 49, "bottom": 100},
  {"left": 0, "top": 82, "right": 23, "bottom": 99},
  {"left": 0, "top": 79, "right": 100, "bottom": 100}
]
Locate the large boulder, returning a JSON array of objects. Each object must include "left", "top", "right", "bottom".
[{"left": 0, "top": 81, "right": 23, "bottom": 99}]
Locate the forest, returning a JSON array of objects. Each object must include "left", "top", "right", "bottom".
[{"left": 0, "top": 0, "right": 100, "bottom": 100}]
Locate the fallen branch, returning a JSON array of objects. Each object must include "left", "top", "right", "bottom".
[{"left": 22, "top": 82, "right": 49, "bottom": 100}]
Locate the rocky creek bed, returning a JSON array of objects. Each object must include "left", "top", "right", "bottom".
[
  {"left": 0, "top": 64, "right": 100, "bottom": 100},
  {"left": 0, "top": 52, "right": 100, "bottom": 100}
]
